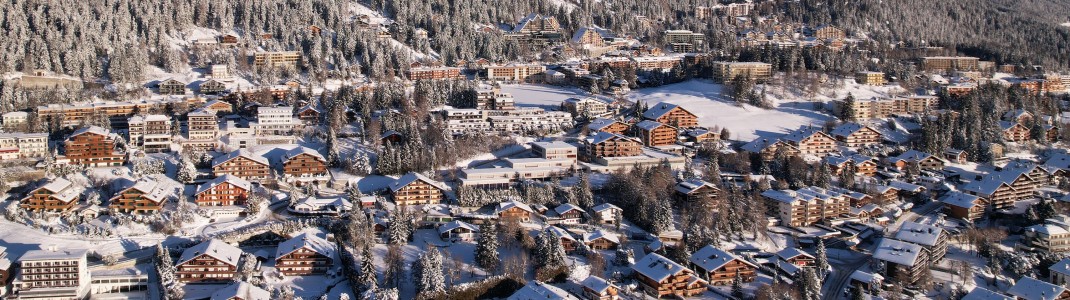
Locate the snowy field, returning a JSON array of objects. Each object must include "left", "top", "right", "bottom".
[
  {"left": 500, "top": 84, "right": 612, "bottom": 109},
  {"left": 627, "top": 80, "right": 836, "bottom": 141}
]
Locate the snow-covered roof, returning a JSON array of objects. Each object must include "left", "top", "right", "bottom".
[
  {"left": 585, "top": 131, "right": 640, "bottom": 145},
  {"left": 121, "top": 176, "right": 178, "bottom": 203},
  {"left": 545, "top": 226, "right": 576, "bottom": 241},
  {"left": 674, "top": 178, "right": 718, "bottom": 195},
  {"left": 587, "top": 118, "right": 622, "bottom": 131},
  {"left": 211, "top": 281, "right": 270, "bottom": 300},
  {"left": 1008, "top": 277, "right": 1066, "bottom": 300},
  {"left": 642, "top": 102, "right": 692, "bottom": 120},
  {"left": 1026, "top": 223, "right": 1070, "bottom": 236},
  {"left": 849, "top": 270, "right": 883, "bottom": 284},
  {"left": 831, "top": 122, "right": 876, "bottom": 138},
  {"left": 531, "top": 141, "right": 576, "bottom": 150},
  {"left": 496, "top": 200, "right": 534, "bottom": 214},
  {"left": 283, "top": 146, "right": 326, "bottom": 163},
  {"left": 571, "top": 26, "right": 614, "bottom": 44},
  {"left": 553, "top": 203, "right": 585, "bottom": 216},
  {"left": 962, "top": 287, "right": 1012, "bottom": 300},
  {"left": 894, "top": 221, "right": 944, "bottom": 247},
  {"left": 41, "top": 177, "right": 73, "bottom": 193},
  {"left": 275, "top": 233, "right": 335, "bottom": 259},
  {"left": 196, "top": 174, "right": 252, "bottom": 195},
  {"left": 389, "top": 172, "right": 447, "bottom": 193},
  {"left": 690, "top": 245, "right": 756, "bottom": 272},
  {"left": 633, "top": 252, "right": 691, "bottom": 282},
  {"left": 872, "top": 238, "right": 924, "bottom": 266},
  {"left": 292, "top": 196, "right": 353, "bottom": 213},
  {"left": 20, "top": 248, "right": 88, "bottom": 261},
  {"left": 582, "top": 230, "right": 619, "bottom": 244},
  {"left": 963, "top": 162, "right": 1036, "bottom": 196},
  {"left": 438, "top": 220, "right": 478, "bottom": 234},
  {"left": 591, "top": 203, "right": 621, "bottom": 213},
  {"left": 579, "top": 276, "right": 617, "bottom": 294},
  {"left": 740, "top": 138, "right": 794, "bottom": 153},
  {"left": 212, "top": 149, "right": 269, "bottom": 167},
  {"left": 71, "top": 125, "right": 109, "bottom": 138},
  {"left": 177, "top": 239, "right": 243, "bottom": 267},
  {"left": 891, "top": 149, "right": 945, "bottom": 164},
  {"left": 781, "top": 126, "right": 830, "bottom": 144},
  {"left": 1050, "top": 258, "right": 1070, "bottom": 277},
  {"left": 508, "top": 281, "right": 578, "bottom": 300},
  {"left": 775, "top": 248, "right": 813, "bottom": 261},
  {"left": 887, "top": 180, "right": 924, "bottom": 193},
  {"left": 940, "top": 191, "right": 982, "bottom": 208},
  {"left": 635, "top": 120, "right": 667, "bottom": 131},
  {"left": 1044, "top": 152, "right": 1070, "bottom": 171}
]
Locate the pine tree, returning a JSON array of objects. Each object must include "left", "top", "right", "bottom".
[
  {"left": 815, "top": 239, "right": 830, "bottom": 278},
  {"left": 797, "top": 268, "right": 821, "bottom": 300},
  {"left": 413, "top": 247, "right": 446, "bottom": 297},
  {"left": 841, "top": 93, "right": 857, "bottom": 122},
  {"left": 177, "top": 156, "right": 197, "bottom": 184},
  {"left": 731, "top": 269, "right": 745, "bottom": 299},
  {"left": 475, "top": 222, "right": 499, "bottom": 271},
  {"left": 359, "top": 246, "right": 378, "bottom": 292},
  {"left": 813, "top": 161, "right": 832, "bottom": 188},
  {"left": 574, "top": 174, "right": 594, "bottom": 210},
  {"left": 326, "top": 128, "right": 342, "bottom": 167},
  {"left": 649, "top": 197, "right": 674, "bottom": 234}
]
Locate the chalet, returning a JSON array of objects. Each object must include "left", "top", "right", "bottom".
[
  {"left": 642, "top": 102, "right": 698, "bottom": 128},
  {"left": 741, "top": 138, "right": 800, "bottom": 160},
  {"left": 944, "top": 148, "right": 968, "bottom": 163},
  {"left": 495, "top": 200, "right": 534, "bottom": 223},
  {"left": 582, "top": 230, "right": 620, "bottom": 250},
  {"left": 690, "top": 245, "right": 758, "bottom": 285},
  {"left": 873, "top": 185, "right": 900, "bottom": 204},
  {"left": 438, "top": 221, "right": 479, "bottom": 242},
  {"left": 824, "top": 154, "right": 878, "bottom": 177},
  {"left": 158, "top": 79, "right": 187, "bottom": 95},
  {"left": 281, "top": 147, "right": 328, "bottom": 186},
  {"left": 684, "top": 128, "right": 719, "bottom": 144},
  {"left": 1000, "top": 121, "right": 1032, "bottom": 143},
  {"left": 632, "top": 253, "right": 706, "bottom": 298},
  {"left": 195, "top": 175, "right": 252, "bottom": 206},
  {"left": 380, "top": 130, "right": 404, "bottom": 145},
  {"left": 889, "top": 150, "right": 947, "bottom": 171},
  {"left": 894, "top": 221, "right": 948, "bottom": 264},
  {"left": 1051, "top": 258, "right": 1070, "bottom": 286},
  {"left": 830, "top": 123, "right": 882, "bottom": 147},
  {"left": 940, "top": 191, "right": 986, "bottom": 221},
  {"left": 65, "top": 126, "right": 126, "bottom": 167},
  {"left": 587, "top": 118, "right": 629, "bottom": 135},
  {"left": 580, "top": 276, "right": 620, "bottom": 300},
  {"left": 275, "top": 233, "right": 335, "bottom": 276},
  {"left": 199, "top": 79, "right": 226, "bottom": 95},
  {"left": 109, "top": 176, "right": 177, "bottom": 213},
  {"left": 849, "top": 203, "right": 884, "bottom": 222},
  {"left": 176, "top": 239, "right": 244, "bottom": 282},
  {"left": 635, "top": 120, "right": 677, "bottom": 147},
  {"left": 590, "top": 203, "right": 622, "bottom": 226},
  {"left": 20, "top": 177, "right": 81, "bottom": 212},
  {"left": 546, "top": 203, "right": 585, "bottom": 225},
  {"left": 388, "top": 172, "right": 447, "bottom": 205},
  {"left": 673, "top": 179, "right": 720, "bottom": 203},
  {"left": 782, "top": 127, "right": 837, "bottom": 156},
  {"left": 872, "top": 239, "right": 928, "bottom": 285},
  {"left": 203, "top": 99, "right": 234, "bottom": 113},
  {"left": 220, "top": 34, "right": 240, "bottom": 45},
  {"left": 509, "top": 281, "right": 578, "bottom": 300},
  {"left": 545, "top": 226, "right": 578, "bottom": 252},
  {"left": 297, "top": 104, "right": 320, "bottom": 126},
  {"left": 210, "top": 281, "right": 270, "bottom": 300},
  {"left": 563, "top": 97, "right": 610, "bottom": 117},
  {"left": 775, "top": 248, "right": 815, "bottom": 267},
  {"left": 1007, "top": 277, "right": 1069, "bottom": 300},
  {"left": 963, "top": 162, "right": 1040, "bottom": 211},
  {"left": 584, "top": 132, "right": 643, "bottom": 159},
  {"left": 1004, "top": 109, "right": 1035, "bottom": 125},
  {"left": 290, "top": 196, "right": 353, "bottom": 216},
  {"left": 212, "top": 149, "right": 270, "bottom": 180}
]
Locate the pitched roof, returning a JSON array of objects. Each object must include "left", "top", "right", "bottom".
[
  {"left": 212, "top": 149, "right": 269, "bottom": 167},
  {"left": 635, "top": 120, "right": 667, "bottom": 131},
  {"left": 642, "top": 102, "right": 694, "bottom": 120},
  {"left": 438, "top": 220, "right": 478, "bottom": 234},
  {"left": 275, "top": 233, "right": 335, "bottom": 259},
  {"left": 496, "top": 200, "right": 533, "bottom": 214},
  {"left": 940, "top": 191, "right": 982, "bottom": 208},
  {"left": 553, "top": 203, "right": 585, "bottom": 216},
  {"left": 119, "top": 176, "right": 178, "bottom": 203},
  {"left": 591, "top": 203, "right": 621, "bottom": 213},
  {"left": 587, "top": 118, "right": 622, "bottom": 131},
  {"left": 570, "top": 26, "right": 614, "bottom": 44},
  {"left": 962, "top": 287, "right": 1012, "bottom": 300},
  {"left": 775, "top": 248, "right": 814, "bottom": 261},
  {"left": 178, "top": 239, "right": 243, "bottom": 267},
  {"left": 894, "top": 221, "right": 944, "bottom": 247},
  {"left": 675, "top": 178, "right": 718, "bottom": 195},
  {"left": 389, "top": 172, "right": 447, "bottom": 193},
  {"left": 830, "top": 122, "right": 876, "bottom": 138},
  {"left": 508, "top": 281, "right": 578, "bottom": 300},
  {"left": 872, "top": 238, "right": 924, "bottom": 266},
  {"left": 741, "top": 138, "right": 795, "bottom": 153},
  {"left": 690, "top": 245, "right": 756, "bottom": 272},
  {"left": 1008, "top": 277, "right": 1066, "bottom": 300},
  {"left": 582, "top": 230, "right": 620, "bottom": 244},
  {"left": 283, "top": 146, "right": 326, "bottom": 163},
  {"left": 586, "top": 131, "right": 640, "bottom": 145},
  {"left": 782, "top": 126, "right": 831, "bottom": 144},
  {"left": 195, "top": 174, "right": 252, "bottom": 195},
  {"left": 892, "top": 150, "right": 946, "bottom": 164},
  {"left": 41, "top": 177, "right": 73, "bottom": 193},
  {"left": 1049, "top": 258, "right": 1070, "bottom": 277},
  {"left": 579, "top": 276, "right": 617, "bottom": 294},
  {"left": 70, "top": 126, "right": 110, "bottom": 138},
  {"left": 633, "top": 252, "right": 691, "bottom": 282},
  {"left": 211, "top": 281, "right": 270, "bottom": 300}
]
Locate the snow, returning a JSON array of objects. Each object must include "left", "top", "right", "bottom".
[
  {"left": 626, "top": 80, "right": 835, "bottom": 141},
  {"left": 499, "top": 84, "right": 611, "bottom": 109}
]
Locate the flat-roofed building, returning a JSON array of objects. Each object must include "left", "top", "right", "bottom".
[
  {"left": 12, "top": 247, "right": 91, "bottom": 300},
  {"left": 711, "top": 61, "right": 773, "bottom": 83},
  {"left": 254, "top": 51, "right": 301, "bottom": 68},
  {"left": 664, "top": 30, "right": 705, "bottom": 53},
  {"left": 0, "top": 132, "right": 48, "bottom": 159},
  {"left": 128, "top": 114, "right": 172, "bottom": 153},
  {"left": 922, "top": 56, "right": 980, "bottom": 72},
  {"left": 252, "top": 106, "right": 297, "bottom": 136},
  {"left": 486, "top": 64, "right": 546, "bottom": 82}
]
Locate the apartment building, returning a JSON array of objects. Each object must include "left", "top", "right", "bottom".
[
  {"left": 921, "top": 56, "right": 980, "bottom": 72},
  {"left": 282, "top": 147, "right": 328, "bottom": 186},
  {"left": 253, "top": 51, "right": 301, "bottom": 68},
  {"left": 20, "top": 177, "right": 81, "bottom": 212},
  {"left": 531, "top": 141, "right": 578, "bottom": 161},
  {"left": 64, "top": 126, "right": 126, "bottom": 167},
  {"left": 711, "top": 61, "right": 773, "bottom": 83},
  {"left": 0, "top": 132, "right": 48, "bottom": 159},
  {"left": 894, "top": 221, "right": 948, "bottom": 264},
  {"left": 630, "top": 56, "right": 683, "bottom": 70},
  {"left": 782, "top": 127, "right": 837, "bottom": 156},
  {"left": 761, "top": 186, "right": 850, "bottom": 227},
  {"left": 830, "top": 122, "right": 882, "bottom": 147},
  {"left": 825, "top": 154, "right": 878, "bottom": 177},
  {"left": 587, "top": 118, "right": 630, "bottom": 135},
  {"left": 108, "top": 176, "right": 176, "bottom": 213},
  {"left": 664, "top": 30, "right": 705, "bottom": 53},
  {"left": 389, "top": 172, "right": 447, "bottom": 205},
  {"left": 856, "top": 71, "right": 886, "bottom": 86},
  {"left": 512, "top": 13, "right": 562, "bottom": 35},
  {"left": 889, "top": 150, "right": 947, "bottom": 171},
  {"left": 812, "top": 25, "right": 846, "bottom": 40},
  {"left": 642, "top": 102, "right": 699, "bottom": 128},
  {"left": 2, "top": 111, "right": 28, "bottom": 128},
  {"left": 964, "top": 162, "right": 1040, "bottom": 211},
  {"left": 210, "top": 282, "right": 270, "bottom": 300},
  {"left": 210, "top": 64, "right": 231, "bottom": 81},
  {"left": 275, "top": 233, "right": 336, "bottom": 276},
  {"left": 458, "top": 164, "right": 568, "bottom": 187},
  {"left": 406, "top": 66, "right": 464, "bottom": 80},
  {"left": 128, "top": 114, "right": 172, "bottom": 153},
  {"left": 571, "top": 26, "right": 614, "bottom": 48},
  {"left": 563, "top": 97, "right": 610, "bottom": 117},
  {"left": 873, "top": 239, "right": 929, "bottom": 285},
  {"left": 441, "top": 109, "right": 489, "bottom": 135},
  {"left": 486, "top": 64, "right": 547, "bottom": 82},
  {"left": 741, "top": 138, "right": 800, "bottom": 160},
  {"left": 252, "top": 106, "right": 297, "bottom": 136},
  {"left": 158, "top": 79, "right": 187, "bottom": 95},
  {"left": 37, "top": 98, "right": 194, "bottom": 128},
  {"left": 635, "top": 120, "right": 677, "bottom": 146},
  {"left": 212, "top": 149, "right": 271, "bottom": 180},
  {"left": 185, "top": 108, "right": 219, "bottom": 150},
  {"left": 195, "top": 175, "right": 252, "bottom": 206},
  {"left": 487, "top": 109, "right": 571, "bottom": 133},
  {"left": 632, "top": 253, "right": 707, "bottom": 298},
  {"left": 689, "top": 245, "right": 758, "bottom": 285},
  {"left": 176, "top": 239, "right": 244, "bottom": 282},
  {"left": 696, "top": 2, "right": 753, "bottom": 18},
  {"left": 12, "top": 248, "right": 91, "bottom": 300},
  {"left": 580, "top": 276, "right": 620, "bottom": 300},
  {"left": 1001, "top": 121, "right": 1031, "bottom": 143},
  {"left": 199, "top": 79, "right": 226, "bottom": 95},
  {"left": 584, "top": 132, "right": 643, "bottom": 159}
]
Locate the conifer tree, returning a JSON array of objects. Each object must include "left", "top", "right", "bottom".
[
  {"left": 359, "top": 246, "right": 378, "bottom": 292},
  {"left": 413, "top": 247, "right": 446, "bottom": 297},
  {"left": 475, "top": 222, "right": 499, "bottom": 271},
  {"left": 815, "top": 239, "right": 830, "bottom": 278}
]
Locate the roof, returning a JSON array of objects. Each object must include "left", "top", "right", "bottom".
[
  {"left": 1050, "top": 258, "right": 1070, "bottom": 276},
  {"left": 940, "top": 191, "right": 982, "bottom": 208},
  {"left": 1007, "top": 277, "right": 1066, "bottom": 300},
  {"left": 196, "top": 174, "right": 252, "bottom": 195},
  {"left": 892, "top": 150, "right": 946, "bottom": 164},
  {"left": 633, "top": 252, "right": 690, "bottom": 282},
  {"left": 830, "top": 122, "right": 877, "bottom": 138},
  {"left": 894, "top": 221, "right": 944, "bottom": 246},
  {"left": 587, "top": 118, "right": 622, "bottom": 131},
  {"left": 690, "top": 245, "right": 756, "bottom": 273},
  {"left": 887, "top": 180, "right": 924, "bottom": 193},
  {"left": 212, "top": 149, "right": 269, "bottom": 167},
  {"left": 283, "top": 146, "right": 326, "bottom": 163},
  {"left": 675, "top": 178, "right": 718, "bottom": 195},
  {"left": 849, "top": 270, "right": 883, "bottom": 284},
  {"left": 571, "top": 26, "right": 614, "bottom": 44},
  {"left": 586, "top": 131, "right": 640, "bottom": 145},
  {"left": 635, "top": 120, "right": 667, "bottom": 131},
  {"left": 963, "top": 162, "right": 1037, "bottom": 196},
  {"left": 872, "top": 238, "right": 924, "bottom": 266},
  {"left": 211, "top": 281, "right": 270, "bottom": 300},
  {"left": 775, "top": 248, "right": 814, "bottom": 261},
  {"left": 1026, "top": 223, "right": 1070, "bottom": 236},
  {"left": 579, "top": 276, "right": 617, "bottom": 294},
  {"left": 438, "top": 220, "right": 478, "bottom": 234},
  {"left": 582, "top": 230, "right": 620, "bottom": 244},
  {"left": 496, "top": 200, "right": 534, "bottom": 214},
  {"left": 178, "top": 239, "right": 243, "bottom": 267},
  {"left": 275, "top": 233, "right": 335, "bottom": 259},
  {"left": 120, "top": 176, "right": 177, "bottom": 203},
  {"left": 591, "top": 203, "right": 621, "bottom": 213},
  {"left": 389, "top": 172, "right": 447, "bottom": 193},
  {"left": 20, "top": 248, "right": 88, "bottom": 261},
  {"left": 642, "top": 102, "right": 693, "bottom": 120},
  {"left": 531, "top": 141, "right": 576, "bottom": 150},
  {"left": 962, "top": 287, "right": 1012, "bottom": 300},
  {"left": 553, "top": 203, "right": 585, "bottom": 216},
  {"left": 508, "top": 281, "right": 578, "bottom": 300},
  {"left": 70, "top": 126, "right": 109, "bottom": 138},
  {"left": 741, "top": 138, "right": 795, "bottom": 153},
  {"left": 782, "top": 126, "right": 830, "bottom": 144},
  {"left": 41, "top": 177, "right": 73, "bottom": 193},
  {"left": 1044, "top": 152, "right": 1070, "bottom": 171}
]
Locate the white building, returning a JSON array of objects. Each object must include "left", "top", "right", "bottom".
[
  {"left": 211, "top": 64, "right": 232, "bottom": 81},
  {"left": 442, "top": 109, "right": 489, "bottom": 134},
  {"left": 12, "top": 247, "right": 91, "bottom": 300},
  {"left": 128, "top": 114, "right": 173, "bottom": 153},
  {"left": 531, "top": 141, "right": 578, "bottom": 162},
  {"left": 2, "top": 111, "right": 28, "bottom": 128},
  {"left": 562, "top": 97, "right": 610, "bottom": 117},
  {"left": 252, "top": 106, "right": 297, "bottom": 136},
  {"left": 488, "top": 109, "right": 571, "bottom": 134},
  {"left": 0, "top": 132, "right": 48, "bottom": 159}
]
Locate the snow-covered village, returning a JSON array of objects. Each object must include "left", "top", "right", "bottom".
[{"left": 3, "top": 0, "right": 1070, "bottom": 300}]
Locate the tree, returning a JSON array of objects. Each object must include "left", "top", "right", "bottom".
[
  {"left": 574, "top": 174, "right": 594, "bottom": 210},
  {"left": 535, "top": 229, "right": 567, "bottom": 270},
  {"left": 649, "top": 197, "right": 674, "bottom": 234},
  {"left": 177, "top": 156, "right": 197, "bottom": 184},
  {"left": 815, "top": 239, "right": 830, "bottom": 278},
  {"left": 413, "top": 247, "right": 446, "bottom": 297},
  {"left": 475, "top": 222, "right": 499, "bottom": 271},
  {"left": 731, "top": 270, "right": 745, "bottom": 299},
  {"left": 796, "top": 268, "right": 821, "bottom": 300},
  {"left": 840, "top": 93, "right": 857, "bottom": 122},
  {"left": 359, "top": 246, "right": 378, "bottom": 292}
]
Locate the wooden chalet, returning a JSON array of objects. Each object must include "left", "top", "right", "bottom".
[
  {"left": 495, "top": 200, "right": 534, "bottom": 223},
  {"left": 741, "top": 138, "right": 800, "bottom": 161},
  {"left": 281, "top": 147, "right": 328, "bottom": 186},
  {"left": 20, "top": 178, "right": 81, "bottom": 212},
  {"left": 889, "top": 150, "right": 947, "bottom": 171},
  {"left": 275, "top": 233, "right": 335, "bottom": 276},
  {"left": 635, "top": 120, "right": 678, "bottom": 147},
  {"left": 297, "top": 104, "right": 320, "bottom": 126},
  {"left": 210, "top": 281, "right": 270, "bottom": 300},
  {"left": 673, "top": 179, "right": 720, "bottom": 203},
  {"left": 690, "top": 245, "right": 758, "bottom": 285},
  {"left": 158, "top": 79, "right": 187, "bottom": 95},
  {"left": 203, "top": 99, "right": 234, "bottom": 113},
  {"left": 108, "top": 176, "right": 176, "bottom": 213},
  {"left": 388, "top": 172, "right": 447, "bottom": 205},
  {"left": 775, "top": 248, "right": 815, "bottom": 267},
  {"left": 438, "top": 220, "right": 479, "bottom": 242},
  {"left": 580, "top": 276, "right": 620, "bottom": 300},
  {"left": 940, "top": 191, "right": 986, "bottom": 221},
  {"left": 212, "top": 149, "right": 271, "bottom": 180},
  {"left": 199, "top": 79, "right": 227, "bottom": 95},
  {"left": 195, "top": 175, "right": 252, "bottom": 206},
  {"left": 632, "top": 253, "right": 707, "bottom": 297},
  {"left": 590, "top": 203, "right": 623, "bottom": 226},
  {"left": 642, "top": 102, "right": 698, "bottom": 128},
  {"left": 587, "top": 118, "right": 630, "bottom": 135},
  {"left": 64, "top": 126, "right": 126, "bottom": 167},
  {"left": 584, "top": 132, "right": 643, "bottom": 159},
  {"left": 546, "top": 203, "right": 585, "bottom": 225},
  {"left": 782, "top": 127, "right": 837, "bottom": 156},
  {"left": 176, "top": 239, "right": 244, "bottom": 282},
  {"left": 582, "top": 231, "right": 620, "bottom": 250},
  {"left": 831, "top": 123, "right": 882, "bottom": 147}
]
